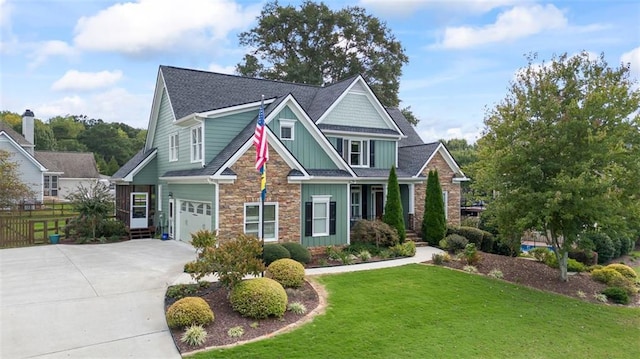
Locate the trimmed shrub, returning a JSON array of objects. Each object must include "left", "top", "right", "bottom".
[
  {"left": 606, "top": 263, "right": 638, "bottom": 280},
  {"left": 382, "top": 166, "right": 406, "bottom": 242},
  {"left": 480, "top": 231, "right": 495, "bottom": 253},
  {"left": 230, "top": 278, "right": 287, "bottom": 319},
  {"left": 389, "top": 241, "right": 416, "bottom": 257},
  {"left": 432, "top": 253, "right": 445, "bottom": 265},
  {"left": 266, "top": 259, "right": 305, "bottom": 288},
  {"left": 585, "top": 231, "right": 615, "bottom": 264},
  {"left": 611, "top": 236, "right": 622, "bottom": 259},
  {"left": 591, "top": 267, "right": 626, "bottom": 285},
  {"left": 567, "top": 258, "right": 587, "bottom": 272},
  {"left": 280, "top": 242, "right": 311, "bottom": 265},
  {"left": 440, "top": 234, "right": 468, "bottom": 252},
  {"left": 457, "top": 226, "right": 485, "bottom": 247},
  {"left": 166, "top": 297, "right": 214, "bottom": 329},
  {"left": 350, "top": 220, "right": 400, "bottom": 247},
  {"left": 601, "top": 287, "right": 630, "bottom": 305},
  {"left": 166, "top": 284, "right": 198, "bottom": 299},
  {"left": 263, "top": 243, "right": 291, "bottom": 266}
]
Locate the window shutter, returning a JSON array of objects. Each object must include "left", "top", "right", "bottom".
[
  {"left": 336, "top": 138, "right": 343, "bottom": 156},
  {"left": 369, "top": 140, "right": 375, "bottom": 167},
  {"left": 362, "top": 186, "right": 368, "bottom": 220},
  {"left": 342, "top": 139, "right": 349, "bottom": 161},
  {"left": 329, "top": 201, "right": 337, "bottom": 235},
  {"left": 305, "top": 202, "right": 312, "bottom": 237}
]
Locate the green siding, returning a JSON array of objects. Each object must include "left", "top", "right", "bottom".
[
  {"left": 323, "top": 93, "right": 389, "bottom": 129},
  {"left": 167, "top": 183, "right": 216, "bottom": 228},
  {"left": 269, "top": 107, "right": 337, "bottom": 169},
  {"left": 204, "top": 112, "right": 255, "bottom": 161},
  {"left": 301, "top": 183, "right": 348, "bottom": 247},
  {"left": 132, "top": 157, "right": 157, "bottom": 184},
  {"left": 374, "top": 140, "right": 396, "bottom": 169}
]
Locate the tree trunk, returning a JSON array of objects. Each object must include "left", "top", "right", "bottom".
[{"left": 559, "top": 251, "right": 568, "bottom": 282}]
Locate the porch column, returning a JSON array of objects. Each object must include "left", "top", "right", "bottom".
[
  {"left": 409, "top": 183, "right": 415, "bottom": 215},
  {"left": 346, "top": 183, "right": 351, "bottom": 245}
]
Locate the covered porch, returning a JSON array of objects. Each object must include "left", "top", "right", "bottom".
[{"left": 348, "top": 183, "right": 415, "bottom": 231}]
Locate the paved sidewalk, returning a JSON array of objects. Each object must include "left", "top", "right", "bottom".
[{"left": 0, "top": 239, "right": 195, "bottom": 359}]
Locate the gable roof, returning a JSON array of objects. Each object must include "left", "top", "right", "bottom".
[
  {"left": 387, "top": 108, "right": 424, "bottom": 147},
  {"left": 112, "top": 147, "right": 157, "bottom": 180},
  {"left": 398, "top": 142, "right": 467, "bottom": 180},
  {"left": 35, "top": 151, "right": 101, "bottom": 178},
  {"left": 0, "top": 121, "right": 32, "bottom": 146}
]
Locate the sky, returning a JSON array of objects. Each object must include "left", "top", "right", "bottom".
[{"left": 1, "top": 0, "right": 639, "bottom": 144}]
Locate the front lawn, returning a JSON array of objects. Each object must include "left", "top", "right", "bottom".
[{"left": 190, "top": 265, "right": 640, "bottom": 359}]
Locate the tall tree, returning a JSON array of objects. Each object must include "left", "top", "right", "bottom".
[
  {"left": 383, "top": 166, "right": 405, "bottom": 242},
  {"left": 0, "top": 150, "right": 35, "bottom": 207},
  {"left": 474, "top": 52, "right": 640, "bottom": 281},
  {"left": 422, "top": 170, "right": 446, "bottom": 245},
  {"left": 443, "top": 138, "right": 479, "bottom": 206},
  {"left": 237, "top": 0, "right": 409, "bottom": 110}
]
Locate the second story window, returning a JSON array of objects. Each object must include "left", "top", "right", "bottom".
[
  {"left": 347, "top": 139, "right": 368, "bottom": 167},
  {"left": 169, "top": 133, "right": 179, "bottom": 161},
  {"left": 191, "top": 125, "right": 202, "bottom": 163},
  {"left": 279, "top": 119, "right": 295, "bottom": 140}
]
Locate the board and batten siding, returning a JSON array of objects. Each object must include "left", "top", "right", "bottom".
[
  {"left": 326, "top": 136, "right": 396, "bottom": 169},
  {"left": 168, "top": 183, "right": 216, "bottom": 228},
  {"left": 204, "top": 111, "right": 255, "bottom": 161},
  {"left": 269, "top": 107, "right": 337, "bottom": 169},
  {"left": 322, "top": 93, "right": 389, "bottom": 129},
  {"left": 0, "top": 137, "right": 43, "bottom": 201},
  {"left": 301, "top": 183, "right": 348, "bottom": 247}
]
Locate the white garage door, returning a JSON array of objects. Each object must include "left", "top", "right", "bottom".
[{"left": 178, "top": 200, "right": 212, "bottom": 242}]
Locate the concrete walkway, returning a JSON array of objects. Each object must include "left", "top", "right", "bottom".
[
  {"left": 0, "top": 239, "right": 195, "bottom": 359},
  {"left": 1, "top": 240, "right": 442, "bottom": 358}
]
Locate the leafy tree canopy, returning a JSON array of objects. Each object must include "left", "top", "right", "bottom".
[
  {"left": 237, "top": 0, "right": 410, "bottom": 116},
  {"left": 474, "top": 52, "right": 640, "bottom": 281}
]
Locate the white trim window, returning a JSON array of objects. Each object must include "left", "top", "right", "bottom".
[
  {"left": 442, "top": 191, "right": 448, "bottom": 219},
  {"left": 342, "top": 139, "right": 369, "bottom": 167},
  {"left": 169, "top": 133, "right": 179, "bottom": 162},
  {"left": 244, "top": 203, "right": 278, "bottom": 241},
  {"left": 279, "top": 119, "right": 296, "bottom": 140},
  {"left": 312, "top": 195, "right": 331, "bottom": 236},
  {"left": 190, "top": 125, "right": 203, "bottom": 163},
  {"left": 350, "top": 186, "right": 361, "bottom": 219},
  {"left": 44, "top": 175, "right": 58, "bottom": 197}
]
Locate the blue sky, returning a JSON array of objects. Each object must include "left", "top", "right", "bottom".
[{"left": 1, "top": 0, "right": 638, "bottom": 143}]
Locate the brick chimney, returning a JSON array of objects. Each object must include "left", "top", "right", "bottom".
[{"left": 22, "top": 109, "right": 35, "bottom": 154}]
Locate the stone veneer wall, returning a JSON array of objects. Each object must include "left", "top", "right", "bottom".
[
  {"left": 217, "top": 148, "right": 301, "bottom": 243},
  {"left": 413, "top": 151, "right": 461, "bottom": 232}
]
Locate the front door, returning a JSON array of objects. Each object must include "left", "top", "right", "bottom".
[
  {"left": 372, "top": 187, "right": 384, "bottom": 220},
  {"left": 130, "top": 192, "right": 148, "bottom": 229}
]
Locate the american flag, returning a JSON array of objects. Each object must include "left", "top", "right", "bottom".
[{"left": 254, "top": 99, "right": 268, "bottom": 171}]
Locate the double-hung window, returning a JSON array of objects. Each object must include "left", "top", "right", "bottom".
[
  {"left": 339, "top": 139, "right": 370, "bottom": 167},
  {"left": 191, "top": 126, "right": 202, "bottom": 163},
  {"left": 169, "top": 133, "right": 179, "bottom": 161},
  {"left": 244, "top": 203, "right": 277, "bottom": 241},
  {"left": 350, "top": 186, "right": 361, "bottom": 219},
  {"left": 304, "top": 196, "right": 336, "bottom": 237}
]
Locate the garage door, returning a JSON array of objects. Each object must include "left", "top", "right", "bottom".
[{"left": 178, "top": 200, "right": 212, "bottom": 242}]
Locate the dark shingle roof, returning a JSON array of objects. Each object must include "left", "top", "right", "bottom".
[
  {"left": 305, "top": 76, "right": 359, "bottom": 121},
  {"left": 306, "top": 169, "right": 353, "bottom": 177},
  {"left": 387, "top": 108, "right": 424, "bottom": 147},
  {"left": 0, "top": 121, "right": 31, "bottom": 146},
  {"left": 353, "top": 168, "right": 414, "bottom": 178},
  {"left": 35, "top": 151, "right": 100, "bottom": 178},
  {"left": 397, "top": 142, "right": 440, "bottom": 176},
  {"left": 112, "top": 147, "right": 156, "bottom": 179}
]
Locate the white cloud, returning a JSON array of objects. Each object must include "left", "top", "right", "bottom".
[
  {"left": 37, "top": 88, "right": 150, "bottom": 128},
  {"left": 435, "top": 4, "right": 568, "bottom": 49},
  {"left": 73, "top": 0, "right": 260, "bottom": 56},
  {"left": 359, "top": 0, "right": 520, "bottom": 17},
  {"left": 52, "top": 70, "right": 123, "bottom": 91},
  {"left": 621, "top": 46, "right": 640, "bottom": 78},
  {"left": 207, "top": 63, "right": 236, "bottom": 75},
  {"left": 28, "top": 40, "right": 77, "bottom": 68}
]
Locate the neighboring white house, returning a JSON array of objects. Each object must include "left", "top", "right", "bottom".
[{"left": 0, "top": 110, "right": 103, "bottom": 203}]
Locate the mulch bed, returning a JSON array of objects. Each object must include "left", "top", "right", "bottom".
[
  {"left": 438, "top": 251, "right": 637, "bottom": 305},
  {"left": 165, "top": 279, "right": 321, "bottom": 354}
]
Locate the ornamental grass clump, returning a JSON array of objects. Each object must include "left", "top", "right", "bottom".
[
  {"left": 230, "top": 277, "right": 288, "bottom": 319},
  {"left": 267, "top": 258, "right": 306, "bottom": 288},
  {"left": 166, "top": 297, "right": 214, "bottom": 329},
  {"left": 181, "top": 324, "right": 207, "bottom": 347}
]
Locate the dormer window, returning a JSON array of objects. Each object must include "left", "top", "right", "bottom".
[{"left": 279, "top": 119, "right": 295, "bottom": 140}]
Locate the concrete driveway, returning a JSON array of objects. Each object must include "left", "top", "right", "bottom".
[{"left": 0, "top": 239, "right": 195, "bottom": 358}]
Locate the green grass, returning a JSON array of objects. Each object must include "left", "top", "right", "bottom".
[{"left": 190, "top": 265, "right": 640, "bottom": 359}]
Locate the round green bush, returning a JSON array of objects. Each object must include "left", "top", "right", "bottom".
[
  {"left": 606, "top": 264, "right": 638, "bottom": 280},
  {"left": 585, "top": 232, "right": 615, "bottom": 264},
  {"left": 230, "top": 278, "right": 287, "bottom": 319},
  {"left": 281, "top": 242, "right": 312, "bottom": 265},
  {"left": 166, "top": 297, "right": 214, "bottom": 329},
  {"left": 267, "top": 258, "right": 306, "bottom": 288},
  {"left": 591, "top": 267, "right": 625, "bottom": 285},
  {"left": 350, "top": 220, "right": 399, "bottom": 247},
  {"left": 601, "top": 287, "right": 630, "bottom": 305},
  {"left": 263, "top": 243, "right": 290, "bottom": 266},
  {"left": 441, "top": 234, "right": 468, "bottom": 252}
]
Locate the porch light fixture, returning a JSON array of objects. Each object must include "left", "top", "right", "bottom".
[{"left": 168, "top": 192, "right": 173, "bottom": 198}]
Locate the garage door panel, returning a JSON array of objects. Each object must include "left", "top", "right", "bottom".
[{"left": 177, "top": 200, "right": 212, "bottom": 242}]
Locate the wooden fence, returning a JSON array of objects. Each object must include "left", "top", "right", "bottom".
[{"left": 0, "top": 217, "right": 74, "bottom": 248}]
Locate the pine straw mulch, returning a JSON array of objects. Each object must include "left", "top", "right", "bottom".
[
  {"left": 438, "top": 251, "right": 639, "bottom": 306},
  {"left": 165, "top": 279, "right": 324, "bottom": 355}
]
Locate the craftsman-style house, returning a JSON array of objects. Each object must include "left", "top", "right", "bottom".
[{"left": 113, "top": 66, "right": 467, "bottom": 245}]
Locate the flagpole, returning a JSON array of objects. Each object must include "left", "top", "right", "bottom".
[{"left": 260, "top": 164, "right": 265, "bottom": 277}]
